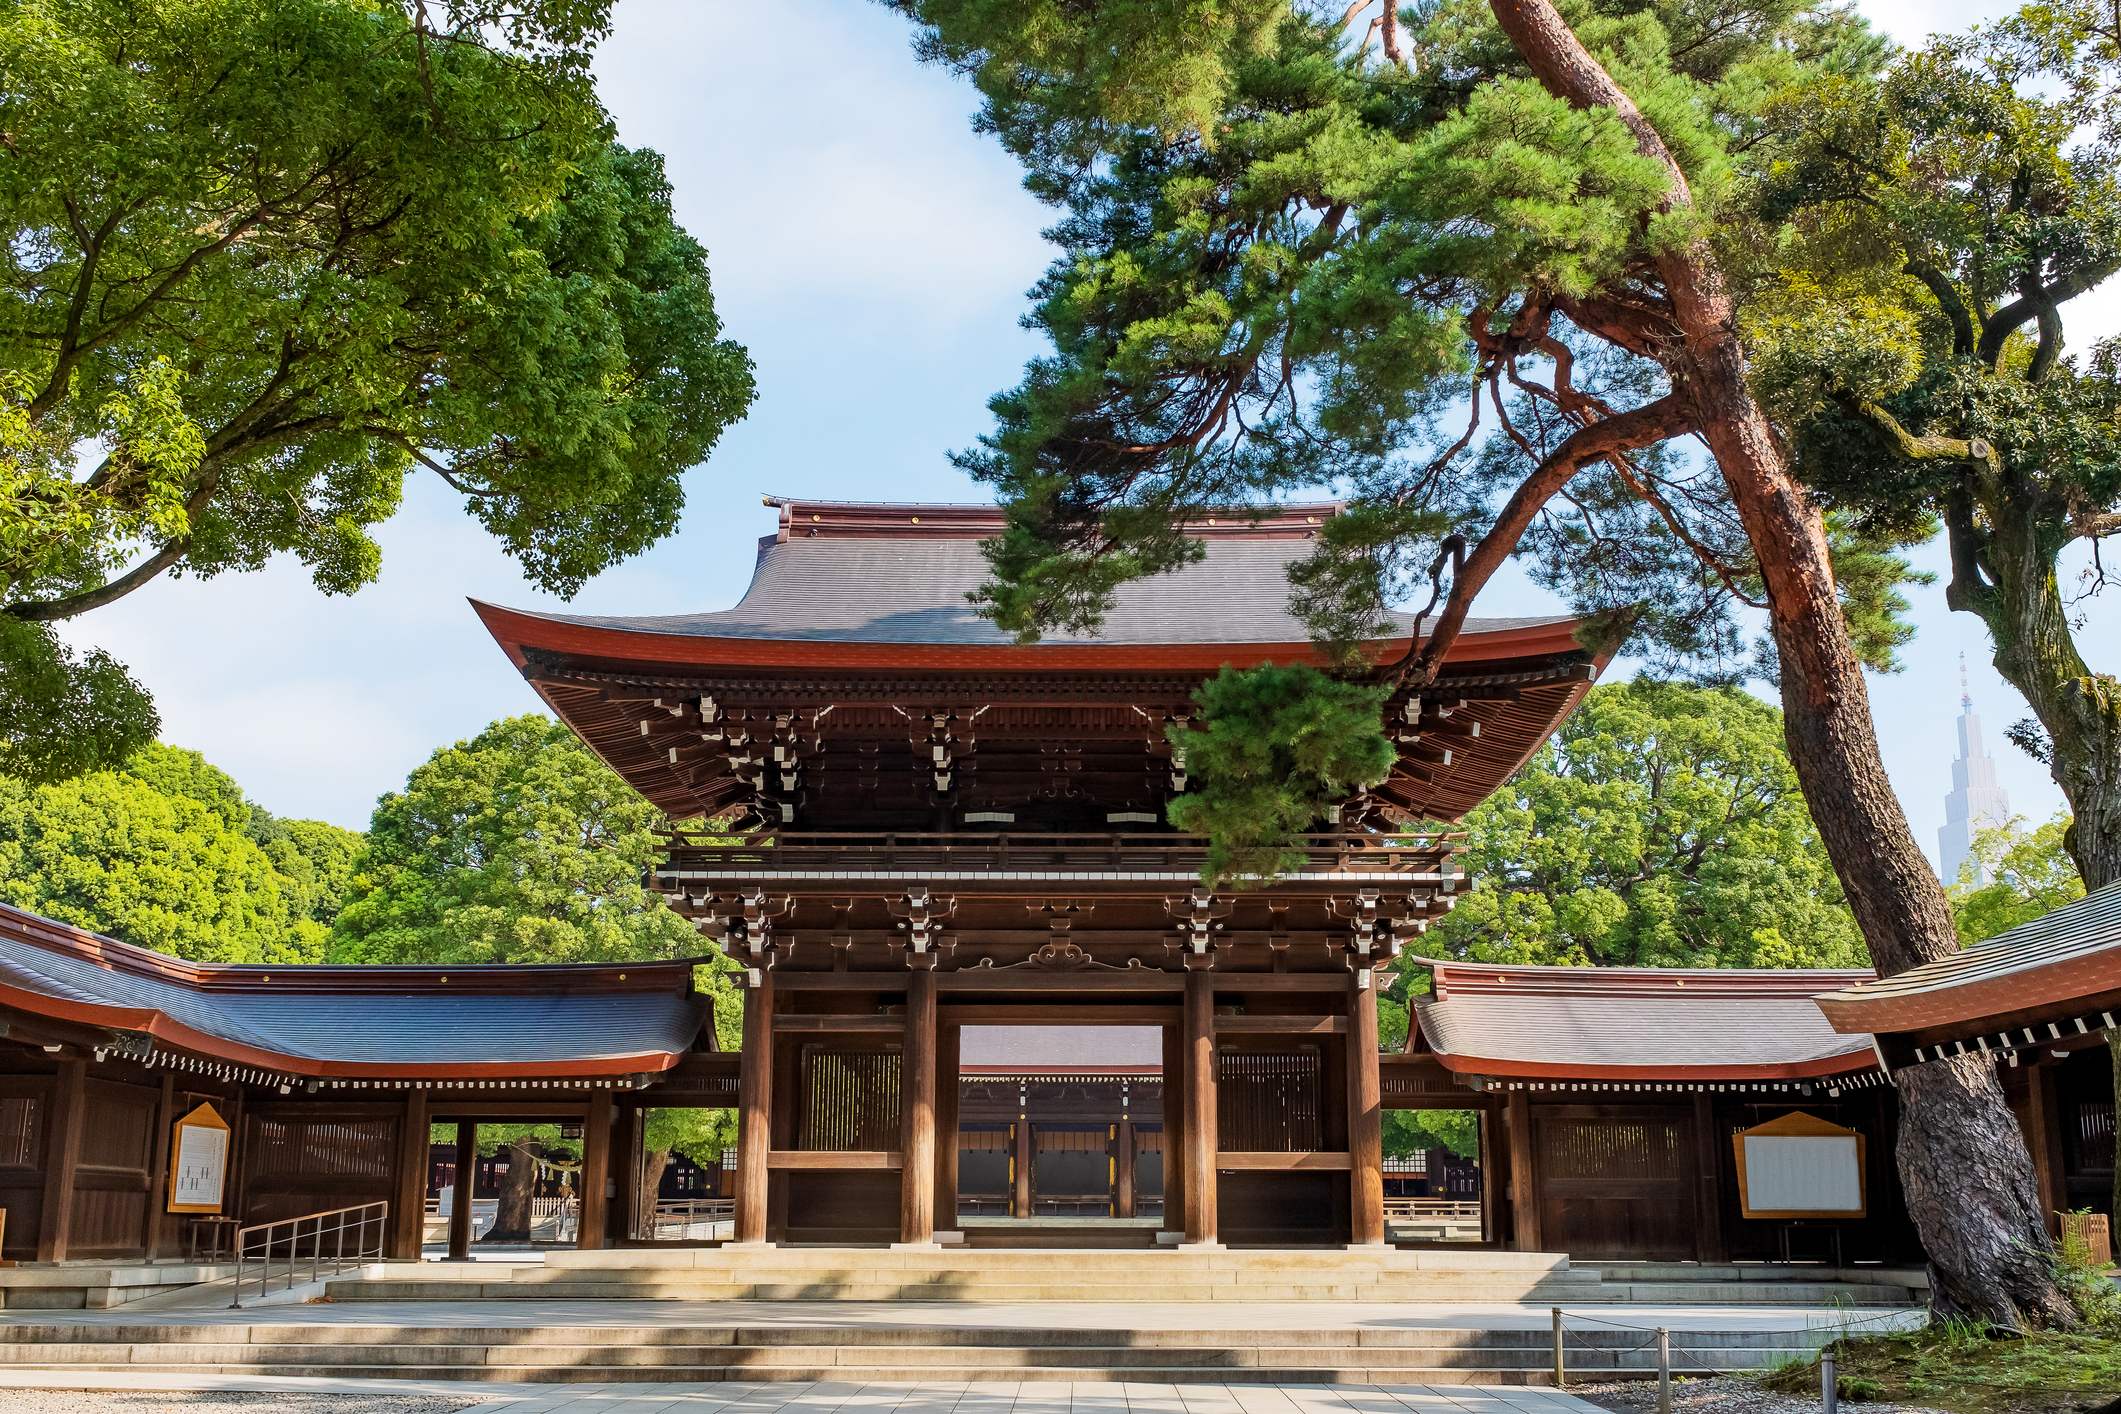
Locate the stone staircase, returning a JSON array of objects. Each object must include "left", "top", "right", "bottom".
[
  {"left": 316, "top": 1248, "right": 1920, "bottom": 1307},
  {"left": 0, "top": 1321, "right": 1846, "bottom": 1384}
]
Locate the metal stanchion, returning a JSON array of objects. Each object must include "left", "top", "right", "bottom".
[
  {"left": 1552, "top": 1307, "right": 1565, "bottom": 1387},
  {"left": 1822, "top": 1349, "right": 1838, "bottom": 1414},
  {"left": 1657, "top": 1328, "right": 1671, "bottom": 1414}
]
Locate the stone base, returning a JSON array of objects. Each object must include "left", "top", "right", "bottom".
[
  {"left": 889, "top": 1242, "right": 944, "bottom": 1252},
  {"left": 1174, "top": 1242, "right": 1227, "bottom": 1253}
]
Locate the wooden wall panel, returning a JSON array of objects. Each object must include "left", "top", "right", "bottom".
[
  {"left": 64, "top": 1077, "right": 155, "bottom": 1260},
  {"left": 1217, "top": 1047, "right": 1322, "bottom": 1153},
  {"left": 241, "top": 1112, "right": 398, "bottom": 1230},
  {"left": 0, "top": 1079, "right": 46, "bottom": 1261},
  {"left": 1535, "top": 1112, "right": 1693, "bottom": 1262}
]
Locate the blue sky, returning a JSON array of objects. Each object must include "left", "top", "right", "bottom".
[{"left": 59, "top": 0, "right": 2107, "bottom": 872}]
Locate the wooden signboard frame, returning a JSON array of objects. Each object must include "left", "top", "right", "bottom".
[
  {"left": 165, "top": 1101, "right": 232, "bottom": 1214},
  {"left": 1732, "top": 1109, "right": 1867, "bottom": 1220}
]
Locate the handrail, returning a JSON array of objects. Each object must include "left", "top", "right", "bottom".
[{"left": 229, "top": 1200, "right": 388, "bottom": 1308}]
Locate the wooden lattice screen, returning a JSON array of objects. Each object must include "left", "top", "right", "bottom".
[
  {"left": 0, "top": 1097, "right": 37, "bottom": 1168},
  {"left": 960, "top": 1127, "right": 1012, "bottom": 1151},
  {"left": 1217, "top": 1047, "right": 1323, "bottom": 1152},
  {"left": 2079, "top": 1101, "right": 2116, "bottom": 1171},
  {"left": 1037, "top": 1127, "right": 1109, "bottom": 1152},
  {"left": 248, "top": 1120, "right": 396, "bottom": 1179},
  {"left": 1539, "top": 1120, "right": 1686, "bottom": 1181},
  {"left": 799, "top": 1049, "right": 903, "bottom": 1151}
]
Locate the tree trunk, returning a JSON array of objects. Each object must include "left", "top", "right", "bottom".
[
  {"left": 1485, "top": 0, "right": 2075, "bottom": 1329},
  {"left": 637, "top": 1147, "right": 673, "bottom": 1241},
  {"left": 1945, "top": 479, "right": 2121, "bottom": 893},
  {"left": 482, "top": 1139, "right": 540, "bottom": 1243}
]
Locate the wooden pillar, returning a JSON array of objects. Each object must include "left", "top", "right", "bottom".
[
  {"left": 611, "top": 1102, "right": 643, "bottom": 1244},
  {"left": 576, "top": 1091, "right": 612, "bottom": 1250},
  {"left": 733, "top": 966, "right": 774, "bottom": 1245},
  {"left": 1691, "top": 1092, "right": 1728, "bottom": 1263},
  {"left": 1012, "top": 1114, "right": 1034, "bottom": 1219},
  {"left": 1162, "top": 1023, "right": 1186, "bottom": 1235},
  {"left": 1479, "top": 1106, "right": 1503, "bottom": 1246},
  {"left": 934, "top": 1024, "right": 961, "bottom": 1231},
  {"left": 143, "top": 1073, "right": 177, "bottom": 1260},
  {"left": 1347, "top": 969, "right": 1385, "bottom": 1247},
  {"left": 446, "top": 1120, "right": 477, "bottom": 1260},
  {"left": 2027, "top": 1063, "right": 2069, "bottom": 1239},
  {"left": 1115, "top": 1114, "right": 1137, "bottom": 1219},
  {"left": 36, "top": 1058, "right": 86, "bottom": 1262},
  {"left": 899, "top": 957, "right": 939, "bottom": 1245},
  {"left": 1182, "top": 961, "right": 1219, "bottom": 1247},
  {"left": 389, "top": 1088, "right": 429, "bottom": 1260},
  {"left": 1505, "top": 1089, "right": 1542, "bottom": 1253}
]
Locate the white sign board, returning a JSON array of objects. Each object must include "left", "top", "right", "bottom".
[
  {"left": 166, "top": 1102, "right": 232, "bottom": 1213},
  {"left": 1741, "top": 1134, "right": 1863, "bottom": 1213}
]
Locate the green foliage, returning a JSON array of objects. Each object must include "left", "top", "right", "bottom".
[
  {"left": 1166, "top": 663, "right": 1394, "bottom": 886},
  {"left": 888, "top": 0, "right": 1910, "bottom": 682},
  {"left": 1427, "top": 679, "right": 1866, "bottom": 968},
  {"left": 331, "top": 715, "right": 710, "bottom": 968},
  {"left": 1948, "top": 814, "right": 2085, "bottom": 945},
  {"left": 0, "top": 743, "right": 360, "bottom": 961},
  {"left": 1383, "top": 1108, "right": 1479, "bottom": 1158},
  {"left": 0, "top": 618, "right": 157, "bottom": 783},
  {"left": 643, "top": 1106, "right": 738, "bottom": 1163},
  {"left": 0, "top": 0, "right": 753, "bottom": 780}
]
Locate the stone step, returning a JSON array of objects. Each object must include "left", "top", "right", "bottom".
[
  {"left": 323, "top": 1280, "right": 1615, "bottom": 1303},
  {"left": 539, "top": 1251, "right": 1574, "bottom": 1274}
]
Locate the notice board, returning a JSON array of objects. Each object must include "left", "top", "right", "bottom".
[
  {"left": 166, "top": 1101, "right": 232, "bottom": 1214},
  {"left": 1733, "top": 1109, "right": 1867, "bottom": 1220}
]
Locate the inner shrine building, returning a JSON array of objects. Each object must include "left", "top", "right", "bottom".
[{"left": 473, "top": 496, "right": 1604, "bottom": 1248}]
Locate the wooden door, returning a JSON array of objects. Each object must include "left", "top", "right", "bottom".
[
  {"left": 1536, "top": 1110, "right": 1697, "bottom": 1261},
  {"left": 67, "top": 1079, "right": 158, "bottom": 1259}
]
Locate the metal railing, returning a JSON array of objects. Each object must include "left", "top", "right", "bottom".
[
  {"left": 644, "top": 1197, "right": 734, "bottom": 1240},
  {"left": 1383, "top": 1198, "right": 1484, "bottom": 1220},
  {"left": 230, "top": 1201, "right": 388, "bottom": 1308}
]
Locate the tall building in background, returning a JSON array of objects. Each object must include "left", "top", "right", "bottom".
[{"left": 1939, "top": 653, "right": 2013, "bottom": 886}]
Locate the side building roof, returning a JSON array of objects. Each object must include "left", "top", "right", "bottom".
[
  {"left": 0, "top": 903, "right": 712, "bottom": 1085},
  {"left": 1814, "top": 879, "right": 2121, "bottom": 1060},
  {"left": 1408, "top": 957, "right": 1882, "bottom": 1086}
]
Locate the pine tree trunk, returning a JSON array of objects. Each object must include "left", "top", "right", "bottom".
[
  {"left": 1485, "top": 0, "right": 2075, "bottom": 1329},
  {"left": 482, "top": 1140, "right": 540, "bottom": 1243},
  {"left": 1944, "top": 482, "right": 2121, "bottom": 894},
  {"left": 637, "top": 1148, "right": 673, "bottom": 1241}
]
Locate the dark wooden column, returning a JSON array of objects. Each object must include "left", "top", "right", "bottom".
[
  {"left": 1347, "top": 970, "right": 1385, "bottom": 1246},
  {"left": 36, "top": 1058, "right": 86, "bottom": 1262},
  {"left": 733, "top": 966, "right": 774, "bottom": 1245},
  {"left": 1115, "top": 1114, "right": 1137, "bottom": 1219},
  {"left": 389, "top": 1088, "right": 429, "bottom": 1260},
  {"left": 1162, "top": 1024, "right": 1187, "bottom": 1236},
  {"left": 446, "top": 1120, "right": 477, "bottom": 1260},
  {"left": 611, "top": 1103, "right": 643, "bottom": 1244},
  {"left": 899, "top": 956, "right": 939, "bottom": 1245},
  {"left": 1505, "top": 1089, "right": 1542, "bottom": 1252},
  {"left": 1691, "top": 1092, "right": 1728, "bottom": 1263},
  {"left": 576, "top": 1091, "right": 612, "bottom": 1250},
  {"left": 1012, "top": 1114, "right": 1034, "bottom": 1219},
  {"left": 934, "top": 1023, "right": 960, "bottom": 1231},
  {"left": 1479, "top": 1107, "right": 1504, "bottom": 1246},
  {"left": 143, "top": 1073, "right": 177, "bottom": 1259},
  {"left": 1181, "top": 960, "right": 1219, "bottom": 1248},
  {"left": 2026, "top": 1062, "right": 2069, "bottom": 1239}
]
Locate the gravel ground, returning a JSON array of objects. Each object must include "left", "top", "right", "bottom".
[
  {"left": 0, "top": 1394, "right": 487, "bottom": 1414},
  {"left": 1564, "top": 1375, "right": 1953, "bottom": 1414}
]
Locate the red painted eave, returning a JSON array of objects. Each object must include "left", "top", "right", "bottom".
[
  {"left": 1424, "top": 1048, "right": 1880, "bottom": 1082},
  {"left": 1816, "top": 950, "right": 2121, "bottom": 1037}
]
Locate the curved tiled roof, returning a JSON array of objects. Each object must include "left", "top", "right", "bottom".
[
  {"left": 1408, "top": 958, "right": 1879, "bottom": 1080},
  {"left": 1814, "top": 879, "right": 2121, "bottom": 1042},
  {"left": 0, "top": 903, "right": 711, "bottom": 1079},
  {"left": 514, "top": 531, "right": 1576, "bottom": 649}
]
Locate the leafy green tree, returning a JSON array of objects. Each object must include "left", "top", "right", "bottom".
[
  {"left": 886, "top": 0, "right": 2073, "bottom": 1324},
  {"left": 0, "top": 0, "right": 753, "bottom": 779},
  {"left": 1429, "top": 680, "right": 1865, "bottom": 969},
  {"left": 1169, "top": 664, "right": 1395, "bottom": 885},
  {"left": 1949, "top": 814, "right": 2085, "bottom": 946},
  {"left": 332, "top": 715, "right": 708, "bottom": 965},
  {"left": 636, "top": 1108, "right": 740, "bottom": 1236},
  {"left": 0, "top": 742, "right": 359, "bottom": 961},
  {"left": 1749, "top": 16, "right": 2121, "bottom": 892},
  {"left": 1384, "top": 1109, "right": 1478, "bottom": 1159}
]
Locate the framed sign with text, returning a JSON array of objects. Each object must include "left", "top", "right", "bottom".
[
  {"left": 166, "top": 1101, "right": 232, "bottom": 1214},
  {"left": 1733, "top": 1109, "right": 1867, "bottom": 1220}
]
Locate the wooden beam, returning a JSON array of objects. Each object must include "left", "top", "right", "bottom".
[
  {"left": 390, "top": 1088, "right": 429, "bottom": 1260},
  {"left": 734, "top": 970, "right": 773, "bottom": 1244},
  {"left": 767, "top": 1150, "right": 903, "bottom": 1169},
  {"left": 1012, "top": 1116, "right": 1032, "bottom": 1218},
  {"left": 940, "top": 1005, "right": 1181, "bottom": 1025},
  {"left": 143, "top": 1072, "right": 176, "bottom": 1260},
  {"left": 2026, "top": 1064, "right": 2069, "bottom": 1240},
  {"left": 776, "top": 1015, "right": 905, "bottom": 1032},
  {"left": 1691, "top": 1092, "right": 1726, "bottom": 1264},
  {"left": 1215, "top": 1151, "right": 1355, "bottom": 1170},
  {"left": 576, "top": 1092, "right": 612, "bottom": 1251},
  {"left": 1115, "top": 1114, "right": 1136, "bottom": 1218},
  {"left": 935, "top": 1025, "right": 960, "bottom": 1229},
  {"left": 1348, "top": 971, "right": 1385, "bottom": 1246},
  {"left": 900, "top": 960, "right": 938, "bottom": 1244},
  {"left": 1163, "top": 1020, "right": 1186, "bottom": 1236},
  {"left": 422, "top": 1099, "right": 594, "bottom": 1119},
  {"left": 447, "top": 1121, "right": 476, "bottom": 1261},
  {"left": 36, "top": 1058, "right": 86, "bottom": 1262},
  {"left": 1505, "top": 1090, "right": 1541, "bottom": 1252},
  {"left": 1216, "top": 1015, "right": 1347, "bottom": 1034}
]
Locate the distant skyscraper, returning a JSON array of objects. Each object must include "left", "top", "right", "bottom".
[{"left": 1938, "top": 653, "right": 2012, "bottom": 887}]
